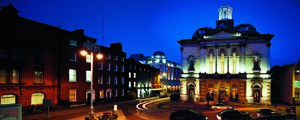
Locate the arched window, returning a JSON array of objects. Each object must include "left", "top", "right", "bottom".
[
  {"left": 220, "top": 48, "right": 226, "bottom": 74},
  {"left": 31, "top": 93, "right": 44, "bottom": 105},
  {"left": 1, "top": 94, "right": 16, "bottom": 105},
  {"left": 208, "top": 49, "right": 214, "bottom": 74},
  {"left": 232, "top": 48, "right": 237, "bottom": 73}
]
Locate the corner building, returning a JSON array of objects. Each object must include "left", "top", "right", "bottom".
[{"left": 178, "top": 5, "right": 274, "bottom": 105}]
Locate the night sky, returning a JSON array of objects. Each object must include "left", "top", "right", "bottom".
[{"left": 1, "top": 0, "right": 300, "bottom": 67}]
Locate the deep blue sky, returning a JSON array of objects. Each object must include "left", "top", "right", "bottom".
[{"left": 1, "top": 0, "right": 300, "bottom": 67}]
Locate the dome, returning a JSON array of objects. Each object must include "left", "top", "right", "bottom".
[
  {"left": 153, "top": 51, "right": 165, "bottom": 56},
  {"left": 192, "top": 27, "right": 214, "bottom": 39},
  {"left": 234, "top": 24, "right": 258, "bottom": 34}
]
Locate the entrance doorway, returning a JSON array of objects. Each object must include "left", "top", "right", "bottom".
[
  {"left": 187, "top": 84, "right": 195, "bottom": 100},
  {"left": 252, "top": 84, "right": 261, "bottom": 103}
]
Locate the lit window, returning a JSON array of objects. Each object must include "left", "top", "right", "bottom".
[
  {"left": 129, "top": 72, "right": 131, "bottom": 78},
  {"left": 1, "top": 94, "right": 16, "bottom": 105},
  {"left": 69, "top": 69, "right": 76, "bottom": 82},
  {"left": 122, "top": 57, "right": 125, "bottom": 61},
  {"left": 86, "top": 70, "right": 91, "bottom": 82},
  {"left": 108, "top": 54, "right": 111, "bottom": 59},
  {"left": 31, "top": 93, "right": 44, "bottom": 105},
  {"left": 134, "top": 73, "right": 136, "bottom": 78},
  {"left": 34, "top": 70, "right": 43, "bottom": 83},
  {"left": 129, "top": 81, "right": 131, "bottom": 88},
  {"left": 122, "top": 65, "right": 124, "bottom": 72},
  {"left": 134, "top": 81, "right": 136, "bottom": 87},
  {"left": 69, "top": 89, "right": 76, "bottom": 102},
  {"left": 98, "top": 75, "right": 103, "bottom": 84},
  {"left": 99, "top": 90, "right": 104, "bottom": 98},
  {"left": 69, "top": 51, "right": 76, "bottom": 61},
  {"left": 12, "top": 69, "right": 19, "bottom": 84},
  {"left": 0, "top": 69, "right": 7, "bottom": 84},
  {"left": 121, "top": 89, "right": 124, "bottom": 96},
  {"left": 69, "top": 39, "right": 77, "bottom": 46},
  {"left": 86, "top": 54, "right": 91, "bottom": 63}
]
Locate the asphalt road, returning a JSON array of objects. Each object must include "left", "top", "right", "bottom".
[{"left": 22, "top": 98, "right": 299, "bottom": 120}]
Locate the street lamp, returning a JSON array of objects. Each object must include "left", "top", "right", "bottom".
[{"left": 81, "top": 39, "right": 103, "bottom": 120}]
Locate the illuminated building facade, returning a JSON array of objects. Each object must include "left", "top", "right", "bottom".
[
  {"left": 126, "top": 58, "right": 160, "bottom": 99},
  {"left": 130, "top": 51, "right": 181, "bottom": 94},
  {"left": 271, "top": 61, "right": 300, "bottom": 104},
  {"left": 178, "top": 5, "right": 274, "bottom": 104}
]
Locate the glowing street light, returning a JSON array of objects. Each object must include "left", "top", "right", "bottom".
[{"left": 81, "top": 39, "right": 102, "bottom": 120}]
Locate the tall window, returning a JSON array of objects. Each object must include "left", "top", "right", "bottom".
[
  {"left": 115, "top": 64, "right": 118, "bottom": 71},
  {"left": 31, "top": 93, "right": 44, "bottom": 105},
  {"left": 115, "top": 56, "right": 118, "bottom": 60},
  {"left": 209, "top": 49, "right": 214, "bottom": 74},
  {"left": 98, "top": 61, "right": 103, "bottom": 70},
  {"left": 86, "top": 54, "right": 91, "bottom": 63},
  {"left": 129, "top": 81, "right": 131, "bottom": 88},
  {"left": 134, "top": 81, "right": 136, "bottom": 87},
  {"left": 114, "top": 76, "right": 118, "bottom": 84},
  {"left": 0, "top": 69, "right": 7, "bottom": 84},
  {"left": 122, "top": 57, "right": 125, "bottom": 61},
  {"left": 69, "top": 69, "right": 76, "bottom": 82},
  {"left": 69, "top": 89, "right": 76, "bottom": 102},
  {"left": 35, "top": 53, "right": 44, "bottom": 64},
  {"left": 129, "top": 72, "right": 131, "bottom": 78},
  {"left": 220, "top": 53, "right": 225, "bottom": 74},
  {"left": 134, "top": 73, "right": 136, "bottom": 78},
  {"left": 107, "top": 63, "right": 111, "bottom": 71},
  {"left": 1, "top": 94, "right": 16, "bottom": 105},
  {"left": 99, "top": 90, "right": 104, "bottom": 98},
  {"left": 34, "top": 70, "right": 43, "bottom": 83},
  {"left": 107, "top": 76, "right": 111, "bottom": 84},
  {"left": 115, "top": 89, "right": 118, "bottom": 96},
  {"left": 86, "top": 70, "right": 91, "bottom": 82},
  {"left": 12, "top": 69, "right": 19, "bottom": 83},
  {"left": 107, "top": 54, "right": 111, "bottom": 59},
  {"left": 121, "top": 89, "right": 124, "bottom": 96},
  {"left": 122, "top": 65, "right": 124, "bottom": 72},
  {"left": 69, "top": 51, "right": 76, "bottom": 61},
  {"left": 121, "top": 77, "right": 124, "bottom": 84},
  {"left": 233, "top": 53, "right": 237, "bottom": 73},
  {"left": 69, "top": 39, "right": 77, "bottom": 46},
  {"left": 98, "top": 75, "right": 103, "bottom": 84}
]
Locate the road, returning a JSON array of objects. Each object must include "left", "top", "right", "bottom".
[{"left": 23, "top": 97, "right": 298, "bottom": 120}]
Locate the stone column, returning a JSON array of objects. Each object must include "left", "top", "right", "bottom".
[
  {"left": 203, "top": 46, "right": 207, "bottom": 73},
  {"left": 266, "top": 42, "right": 271, "bottom": 72},
  {"left": 215, "top": 45, "right": 218, "bottom": 73},
  {"left": 243, "top": 44, "right": 247, "bottom": 73},
  {"left": 239, "top": 44, "right": 243, "bottom": 73},
  {"left": 227, "top": 44, "right": 230, "bottom": 73}
]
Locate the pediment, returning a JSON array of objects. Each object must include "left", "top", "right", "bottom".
[{"left": 205, "top": 30, "right": 241, "bottom": 39}]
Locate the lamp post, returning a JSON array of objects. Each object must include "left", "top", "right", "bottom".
[{"left": 81, "top": 40, "right": 103, "bottom": 120}]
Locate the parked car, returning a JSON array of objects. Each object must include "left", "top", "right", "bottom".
[
  {"left": 212, "top": 103, "right": 233, "bottom": 110},
  {"left": 216, "top": 109, "right": 251, "bottom": 120},
  {"left": 169, "top": 109, "right": 207, "bottom": 120},
  {"left": 256, "top": 108, "right": 279, "bottom": 118},
  {"left": 285, "top": 106, "right": 295, "bottom": 114}
]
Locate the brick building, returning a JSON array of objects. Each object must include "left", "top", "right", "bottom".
[{"left": 0, "top": 4, "right": 128, "bottom": 111}]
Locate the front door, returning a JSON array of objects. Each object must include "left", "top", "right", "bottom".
[
  {"left": 188, "top": 89, "right": 195, "bottom": 100},
  {"left": 87, "top": 93, "right": 91, "bottom": 104},
  {"left": 254, "top": 90, "right": 260, "bottom": 102},
  {"left": 219, "top": 91, "right": 226, "bottom": 102}
]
